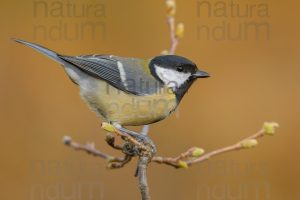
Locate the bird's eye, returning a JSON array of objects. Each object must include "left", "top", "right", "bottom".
[{"left": 176, "top": 66, "right": 184, "bottom": 72}]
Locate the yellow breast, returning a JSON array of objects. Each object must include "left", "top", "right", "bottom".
[{"left": 84, "top": 80, "right": 177, "bottom": 126}]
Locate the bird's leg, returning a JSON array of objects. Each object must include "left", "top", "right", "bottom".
[
  {"left": 110, "top": 123, "right": 156, "bottom": 159},
  {"left": 102, "top": 122, "right": 156, "bottom": 157},
  {"left": 112, "top": 123, "right": 147, "bottom": 142},
  {"left": 140, "top": 125, "right": 150, "bottom": 136}
]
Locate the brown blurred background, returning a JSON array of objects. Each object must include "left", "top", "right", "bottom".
[{"left": 1, "top": 0, "right": 299, "bottom": 199}]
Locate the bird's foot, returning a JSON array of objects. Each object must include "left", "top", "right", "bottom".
[{"left": 101, "top": 122, "right": 156, "bottom": 157}]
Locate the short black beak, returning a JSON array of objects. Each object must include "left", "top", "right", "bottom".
[{"left": 193, "top": 70, "right": 210, "bottom": 78}]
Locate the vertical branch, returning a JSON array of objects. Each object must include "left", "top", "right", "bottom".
[
  {"left": 165, "top": 0, "right": 184, "bottom": 55},
  {"left": 136, "top": 134, "right": 156, "bottom": 200},
  {"left": 167, "top": 17, "right": 179, "bottom": 54},
  {"left": 138, "top": 157, "right": 151, "bottom": 200}
]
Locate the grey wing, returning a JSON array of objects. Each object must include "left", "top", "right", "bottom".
[{"left": 58, "top": 55, "right": 163, "bottom": 95}]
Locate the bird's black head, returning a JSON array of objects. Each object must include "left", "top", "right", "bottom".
[{"left": 149, "top": 55, "right": 209, "bottom": 101}]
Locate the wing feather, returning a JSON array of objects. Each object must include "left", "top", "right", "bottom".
[{"left": 58, "top": 55, "right": 150, "bottom": 95}]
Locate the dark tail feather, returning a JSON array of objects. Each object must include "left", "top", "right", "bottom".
[{"left": 13, "top": 38, "right": 65, "bottom": 65}]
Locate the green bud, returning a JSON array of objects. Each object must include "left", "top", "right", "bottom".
[
  {"left": 241, "top": 139, "right": 258, "bottom": 149},
  {"left": 263, "top": 122, "right": 279, "bottom": 136},
  {"left": 178, "top": 160, "right": 189, "bottom": 169},
  {"left": 101, "top": 122, "right": 116, "bottom": 133},
  {"left": 192, "top": 148, "right": 205, "bottom": 157},
  {"left": 161, "top": 50, "right": 169, "bottom": 55},
  {"left": 166, "top": 0, "right": 176, "bottom": 17},
  {"left": 175, "top": 23, "right": 184, "bottom": 38}
]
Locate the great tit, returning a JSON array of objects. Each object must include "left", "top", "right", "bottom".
[{"left": 14, "top": 39, "right": 209, "bottom": 134}]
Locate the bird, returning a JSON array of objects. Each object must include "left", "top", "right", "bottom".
[{"left": 14, "top": 39, "right": 209, "bottom": 136}]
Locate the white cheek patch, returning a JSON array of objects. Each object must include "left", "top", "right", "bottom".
[{"left": 154, "top": 65, "right": 191, "bottom": 89}]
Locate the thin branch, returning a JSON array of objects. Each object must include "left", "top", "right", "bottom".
[
  {"left": 152, "top": 128, "right": 266, "bottom": 168},
  {"left": 137, "top": 157, "right": 151, "bottom": 200},
  {"left": 63, "top": 136, "right": 131, "bottom": 169},
  {"left": 167, "top": 16, "right": 179, "bottom": 54},
  {"left": 165, "top": 0, "right": 182, "bottom": 54},
  {"left": 108, "top": 154, "right": 132, "bottom": 169},
  {"left": 63, "top": 136, "right": 114, "bottom": 160},
  {"left": 63, "top": 122, "right": 277, "bottom": 200}
]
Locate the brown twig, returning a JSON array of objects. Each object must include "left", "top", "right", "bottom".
[
  {"left": 63, "top": 123, "right": 277, "bottom": 199},
  {"left": 63, "top": 136, "right": 131, "bottom": 169},
  {"left": 152, "top": 128, "right": 267, "bottom": 168},
  {"left": 165, "top": 0, "right": 183, "bottom": 54},
  {"left": 137, "top": 157, "right": 151, "bottom": 200},
  {"left": 63, "top": 136, "right": 114, "bottom": 160},
  {"left": 167, "top": 16, "right": 179, "bottom": 54}
]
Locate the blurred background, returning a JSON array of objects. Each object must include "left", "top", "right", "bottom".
[{"left": 1, "top": 0, "right": 299, "bottom": 199}]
